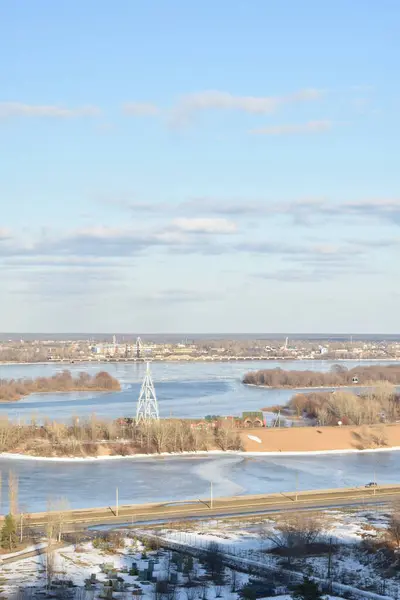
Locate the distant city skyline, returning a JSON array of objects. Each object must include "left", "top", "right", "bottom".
[
  {"left": 1, "top": 1, "right": 400, "bottom": 332},
  {"left": 1, "top": 332, "right": 400, "bottom": 342}
]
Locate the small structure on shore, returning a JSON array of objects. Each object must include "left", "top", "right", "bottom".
[
  {"left": 242, "top": 411, "right": 264, "bottom": 427},
  {"left": 136, "top": 362, "right": 159, "bottom": 424},
  {"left": 190, "top": 412, "right": 265, "bottom": 430}
]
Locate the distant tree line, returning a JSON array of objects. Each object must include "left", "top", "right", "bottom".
[
  {"left": 0, "top": 369, "right": 120, "bottom": 401},
  {"left": 243, "top": 364, "right": 400, "bottom": 388},
  {"left": 0, "top": 416, "right": 242, "bottom": 457},
  {"left": 287, "top": 381, "right": 400, "bottom": 426}
]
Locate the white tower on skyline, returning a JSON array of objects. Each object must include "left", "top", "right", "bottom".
[{"left": 135, "top": 362, "right": 159, "bottom": 424}]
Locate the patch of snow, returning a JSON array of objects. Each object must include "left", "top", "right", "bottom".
[
  {"left": 247, "top": 435, "right": 262, "bottom": 443},
  {"left": 2, "top": 445, "right": 400, "bottom": 461}
]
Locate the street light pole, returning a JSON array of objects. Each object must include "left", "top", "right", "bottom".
[{"left": 116, "top": 487, "right": 119, "bottom": 517}]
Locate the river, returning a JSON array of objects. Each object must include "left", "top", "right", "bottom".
[{"left": 0, "top": 359, "right": 399, "bottom": 512}]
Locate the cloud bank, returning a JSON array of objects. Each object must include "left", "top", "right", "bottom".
[
  {"left": 251, "top": 120, "right": 332, "bottom": 135},
  {"left": 0, "top": 102, "right": 101, "bottom": 119}
]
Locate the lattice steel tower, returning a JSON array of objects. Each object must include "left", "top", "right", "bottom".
[{"left": 136, "top": 362, "right": 159, "bottom": 423}]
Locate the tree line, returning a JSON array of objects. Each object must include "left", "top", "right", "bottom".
[
  {"left": 0, "top": 369, "right": 120, "bottom": 401},
  {"left": 287, "top": 380, "right": 400, "bottom": 426},
  {"left": 243, "top": 363, "right": 400, "bottom": 387},
  {"left": 0, "top": 416, "right": 242, "bottom": 457}
]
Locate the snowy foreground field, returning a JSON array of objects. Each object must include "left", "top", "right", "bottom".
[{"left": 1, "top": 507, "right": 399, "bottom": 600}]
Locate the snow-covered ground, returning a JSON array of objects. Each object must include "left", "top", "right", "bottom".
[
  {"left": 1, "top": 507, "right": 398, "bottom": 599},
  {"left": 155, "top": 508, "right": 399, "bottom": 599},
  {"left": 0, "top": 534, "right": 342, "bottom": 600},
  {"left": 160, "top": 507, "right": 388, "bottom": 549}
]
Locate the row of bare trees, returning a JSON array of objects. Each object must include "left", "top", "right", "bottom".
[
  {"left": 1, "top": 467, "right": 72, "bottom": 595},
  {"left": 288, "top": 381, "right": 400, "bottom": 425},
  {"left": 261, "top": 501, "right": 400, "bottom": 560},
  {"left": 0, "top": 370, "right": 120, "bottom": 401},
  {"left": 0, "top": 416, "right": 242, "bottom": 457},
  {"left": 243, "top": 363, "right": 400, "bottom": 388}
]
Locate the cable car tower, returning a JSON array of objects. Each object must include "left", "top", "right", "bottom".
[{"left": 136, "top": 362, "right": 159, "bottom": 424}]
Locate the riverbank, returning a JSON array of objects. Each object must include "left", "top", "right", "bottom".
[
  {"left": 240, "top": 423, "right": 400, "bottom": 453},
  {"left": 1, "top": 424, "right": 400, "bottom": 460},
  {"left": 2, "top": 445, "right": 400, "bottom": 462}
]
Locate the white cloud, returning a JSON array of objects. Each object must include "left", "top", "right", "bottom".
[
  {"left": 172, "top": 218, "right": 237, "bottom": 234},
  {"left": 251, "top": 120, "right": 332, "bottom": 135},
  {"left": 0, "top": 102, "right": 101, "bottom": 119},
  {"left": 171, "top": 88, "right": 323, "bottom": 125},
  {"left": 0, "top": 228, "right": 12, "bottom": 240},
  {"left": 122, "top": 102, "right": 160, "bottom": 116},
  {"left": 120, "top": 88, "right": 324, "bottom": 128}
]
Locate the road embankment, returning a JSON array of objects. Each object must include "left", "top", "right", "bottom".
[{"left": 3, "top": 485, "right": 400, "bottom": 531}]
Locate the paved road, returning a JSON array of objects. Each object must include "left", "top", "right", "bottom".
[{"left": 7, "top": 484, "right": 400, "bottom": 532}]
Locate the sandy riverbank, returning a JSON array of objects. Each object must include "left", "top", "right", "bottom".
[
  {"left": 240, "top": 423, "right": 400, "bottom": 453},
  {"left": 1, "top": 424, "right": 400, "bottom": 461}
]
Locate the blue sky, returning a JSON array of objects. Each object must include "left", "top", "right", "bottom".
[{"left": 1, "top": 0, "right": 399, "bottom": 333}]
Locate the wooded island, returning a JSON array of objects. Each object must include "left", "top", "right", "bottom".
[
  {"left": 0, "top": 370, "right": 120, "bottom": 402},
  {"left": 243, "top": 364, "right": 400, "bottom": 387}
]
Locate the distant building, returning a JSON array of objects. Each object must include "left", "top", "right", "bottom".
[
  {"left": 241, "top": 411, "right": 264, "bottom": 428},
  {"left": 190, "top": 412, "right": 265, "bottom": 430}
]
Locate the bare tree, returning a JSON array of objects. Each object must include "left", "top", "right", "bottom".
[
  {"left": 55, "top": 498, "right": 70, "bottom": 542},
  {"left": 185, "top": 587, "right": 197, "bottom": 600},
  {"left": 387, "top": 516, "right": 400, "bottom": 549},
  {"left": 200, "top": 582, "right": 208, "bottom": 600},
  {"left": 260, "top": 512, "right": 329, "bottom": 564},
  {"left": 46, "top": 500, "right": 58, "bottom": 543},
  {"left": 203, "top": 542, "right": 225, "bottom": 584},
  {"left": 387, "top": 501, "right": 400, "bottom": 549},
  {"left": 8, "top": 470, "right": 18, "bottom": 516},
  {"left": 45, "top": 541, "right": 56, "bottom": 590},
  {"left": 316, "top": 406, "right": 331, "bottom": 426},
  {"left": 230, "top": 568, "right": 238, "bottom": 593}
]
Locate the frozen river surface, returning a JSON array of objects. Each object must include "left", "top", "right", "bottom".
[
  {"left": 0, "top": 359, "right": 395, "bottom": 422},
  {"left": 0, "top": 451, "right": 399, "bottom": 513},
  {"left": 0, "top": 360, "right": 399, "bottom": 512}
]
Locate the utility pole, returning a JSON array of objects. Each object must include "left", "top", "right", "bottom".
[
  {"left": 116, "top": 487, "right": 119, "bottom": 517},
  {"left": 295, "top": 471, "right": 298, "bottom": 502},
  {"left": 210, "top": 482, "right": 213, "bottom": 509},
  {"left": 20, "top": 513, "right": 23, "bottom": 543}
]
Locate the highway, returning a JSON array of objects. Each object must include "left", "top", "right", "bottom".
[{"left": 6, "top": 484, "right": 400, "bottom": 532}]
